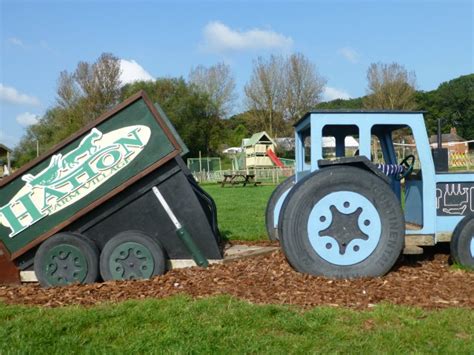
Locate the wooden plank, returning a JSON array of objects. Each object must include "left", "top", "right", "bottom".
[
  {"left": 223, "top": 245, "right": 278, "bottom": 263},
  {"left": 436, "top": 232, "right": 452, "bottom": 242},
  {"left": 404, "top": 234, "right": 435, "bottom": 246},
  {"left": 405, "top": 222, "right": 422, "bottom": 230},
  {"left": 403, "top": 245, "right": 424, "bottom": 255},
  {"left": 0, "top": 242, "right": 20, "bottom": 284}
]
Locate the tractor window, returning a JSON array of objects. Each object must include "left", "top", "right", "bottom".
[
  {"left": 370, "top": 125, "right": 420, "bottom": 171},
  {"left": 371, "top": 135, "right": 386, "bottom": 164},
  {"left": 371, "top": 124, "right": 423, "bottom": 229},
  {"left": 321, "top": 125, "right": 359, "bottom": 160},
  {"left": 296, "top": 127, "right": 311, "bottom": 170},
  {"left": 322, "top": 134, "right": 335, "bottom": 160},
  {"left": 393, "top": 127, "right": 420, "bottom": 174}
]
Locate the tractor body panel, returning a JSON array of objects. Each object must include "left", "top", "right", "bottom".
[{"left": 435, "top": 173, "right": 474, "bottom": 239}]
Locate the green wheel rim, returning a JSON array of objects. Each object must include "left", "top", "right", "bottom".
[
  {"left": 109, "top": 242, "right": 155, "bottom": 280},
  {"left": 44, "top": 244, "right": 88, "bottom": 286}
]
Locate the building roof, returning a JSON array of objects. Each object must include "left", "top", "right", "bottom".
[
  {"left": 0, "top": 143, "right": 12, "bottom": 154},
  {"left": 242, "top": 131, "right": 276, "bottom": 147},
  {"left": 307, "top": 110, "right": 426, "bottom": 114},
  {"left": 429, "top": 130, "right": 465, "bottom": 144}
]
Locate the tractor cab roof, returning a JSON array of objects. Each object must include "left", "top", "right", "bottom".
[{"left": 295, "top": 110, "right": 426, "bottom": 127}]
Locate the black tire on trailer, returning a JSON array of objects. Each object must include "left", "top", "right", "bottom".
[
  {"left": 34, "top": 232, "right": 100, "bottom": 287},
  {"left": 100, "top": 231, "right": 166, "bottom": 281},
  {"left": 265, "top": 175, "right": 295, "bottom": 241},
  {"left": 450, "top": 215, "right": 474, "bottom": 269},
  {"left": 278, "top": 166, "right": 405, "bottom": 278}
]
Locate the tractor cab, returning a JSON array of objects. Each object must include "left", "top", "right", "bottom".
[{"left": 294, "top": 111, "right": 427, "bottom": 217}]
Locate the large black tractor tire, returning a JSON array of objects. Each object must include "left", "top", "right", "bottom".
[
  {"left": 450, "top": 215, "right": 474, "bottom": 269},
  {"left": 278, "top": 166, "right": 405, "bottom": 278},
  {"left": 34, "top": 233, "right": 100, "bottom": 287},
  {"left": 100, "top": 231, "right": 166, "bottom": 281},
  {"left": 265, "top": 175, "right": 295, "bottom": 241}
]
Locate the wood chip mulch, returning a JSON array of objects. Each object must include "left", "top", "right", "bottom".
[{"left": 0, "top": 247, "right": 472, "bottom": 310}]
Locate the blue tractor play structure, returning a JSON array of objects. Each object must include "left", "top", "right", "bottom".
[{"left": 266, "top": 111, "right": 474, "bottom": 278}]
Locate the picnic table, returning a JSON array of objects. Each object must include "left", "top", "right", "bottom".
[{"left": 221, "top": 174, "right": 261, "bottom": 187}]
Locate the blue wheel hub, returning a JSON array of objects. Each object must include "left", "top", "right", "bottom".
[{"left": 308, "top": 191, "right": 382, "bottom": 266}]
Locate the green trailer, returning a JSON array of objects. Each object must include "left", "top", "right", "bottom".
[{"left": 0, "top": 91, "right": 222, "bottom": 286}]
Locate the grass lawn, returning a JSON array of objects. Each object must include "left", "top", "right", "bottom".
[
  {"left": 202, "top": 183, "right": 275, "bottom": 241},
  {"left": 1, "top": 296, "right": 472, "bottom": 353}
]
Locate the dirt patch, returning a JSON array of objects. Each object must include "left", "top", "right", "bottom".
[{"left": 0, "top": 246, "right": 472, "bottom": 310}]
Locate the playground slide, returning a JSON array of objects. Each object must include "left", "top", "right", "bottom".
[{"left": 267, "top": 148, "right": 285, "bottom": 168}]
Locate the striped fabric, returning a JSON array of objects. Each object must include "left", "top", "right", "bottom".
[{"left": 375, "top": 164, "right": 405, "bottom": 176}]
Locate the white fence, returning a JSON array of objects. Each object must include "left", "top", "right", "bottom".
[{"left": 194, "top": 152, "right": 474, "bottom": 184}]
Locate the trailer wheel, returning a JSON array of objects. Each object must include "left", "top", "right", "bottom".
[
  {"left": 34, "top": 233, "right": 100, "bottom": 287},
  {"left": 279, "top": 166, "right": 404, "bottom": 278},
  {"left": 451, "top": 215, "right": 474, "bottom": 269},
  {"left": 100, "top": 231, "right": 166, "bottom": 281},
  {"left": 265, "top": 175, "right": 295, "bottom": 241}
]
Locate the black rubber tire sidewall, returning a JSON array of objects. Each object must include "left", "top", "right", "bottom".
[
  {"left": 34, "top": 233, "right": 100, "bottom": 287},
  {"left": 279, "top": 166, "right": 405, "bottom": 278},
  {"left": 265, "top": 175, "right": 295, "bottom": 241},
  {"left": 450, "top": 215, "right": 474, "bottom": 269},
  {"left": 100, "top": 231, "right": 166, "bottom": 281}
]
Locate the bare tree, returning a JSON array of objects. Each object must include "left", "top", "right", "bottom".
[
  {"left": 363, "top": 62, "right": 417, "bottom": 110},
  {"left": 57, "top": 53, "right": 122, "bottom": 121},
  {"left": 284, "top": 53, "right": 326, "bottom": 123},
  {"left": 244, "top": 55, "right": 285, "bottom": 136},
  {"left": 244, "top": 54, "right": 326, "bottom": 136},
  {"left": 189, "top": 62, "right": 237, "bottom": 118},
  {"left": 57, "top": 70, "right": 80, "bottom": 109}
]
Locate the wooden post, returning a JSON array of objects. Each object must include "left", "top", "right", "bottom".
[
  {"left": 0, "top": 242, "right": 21, "bottom": 284},
  {"left": 199, "top": 151, "right": 202, "bottom": 174},
  {"left": 7, "top": 151, "right": 11, "bottom": 173}
]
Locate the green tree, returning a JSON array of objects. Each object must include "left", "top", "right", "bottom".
[
  {"left": 420, "top": 74, "right": 474, "bottom": 140},
  {"left": 121, "top": 78, "right": 222, "bottom": 157},
  {"left": 316, "top": 97, "right": 364, "bottom": 109}
]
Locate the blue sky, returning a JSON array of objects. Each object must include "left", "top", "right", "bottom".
[{"left": 1, "top": 0, "right": 473, "bottom": 148}]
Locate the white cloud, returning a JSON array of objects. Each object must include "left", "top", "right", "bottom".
[
  {"left": 200, "top": 21, "right": 293, "bottom": 53},
  {"left": 323, "top": 87, "right": 352, "bottom": 101},
  {"left": 8, "top": 37, "right": 26, "bottom": 48},
  {"left": 0, "top": 84, "right": 41, "bottom": 106},
  {"left": 338, "top": 47, "right": 359, "bottom": 63},
  {"left": 16, "top": 112, "right": 39, "bottom": 127},
  {"left": 119, "top": 59, "right": 154, "bottom": 85}
]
